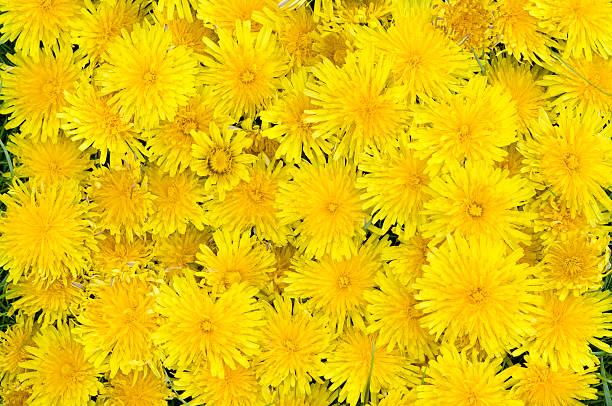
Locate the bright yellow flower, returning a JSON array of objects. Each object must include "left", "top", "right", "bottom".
[
  {"left": 522, "top": 291, "right": 612, "bottom": 371},
  {"left": 356, "top": 12, "right": 476, "bottom": 99},
  {"left": 276, "top": 157, "right": 366, "bottom": 260},
  {"left": 77, "top": 277, "right": 159, "bottom": 377},
  {"left": 70, "top": 0, "right": 147, "bottom": 64},
  {"left": 381, "top": 233, "right": 431, "bottom": 285},
  {"left": 414, "top": 236, "right": 540, "bottom": 355},
  {"left": 285, "top": 238, "right": 387, "bottom": 332},
  {"left": 0, "top": 48, "right": 78, "bottom": 141},
  {"left": 435, "top": 0, "right": 498, "bottom": 50},
  {"left": 59, "top": 80, "right": 145, "bottom": 167},
  {"left": 305, "top": 50, "right": 409, "bottom": 160},
  {"left": 18, "top": 323, "right": 103, "bottom": 406},
  {"left": 0, "top": 182, "right": 96, "bottom": 284},
  {"left": 102, "top": 371, "right": 170, "bottom": 406},
  {"left": 256, "top": 297, "right": 333, "bottom": 394},
  {"left": 201, "top": 20, "right": 288, "bottom": 119},
  {"left": 147, "top": 166, "right": 207, "bottom": 237},
  {"left": 174, "top": 364, "right": 267, "bottom": 406},
  {"left": 196, "top": 0, "right": 276, "bottom": 30},
  {"left": 196, "top": 228, "right": 276, "bottom": 294},
  {"left": 153, "top": 7, "right": 217, "bottom": 55},
  {"left": 190, "top": 123, "right": 256, "bottom": 201},
  {"left": 365, "top": 270, "right": 436, "bottom": 360},
  {"left": 205, "top": 157, "right": 290, "bottom": 244},
  {"left": 532, "top": 194, "right": 594, "bottom": 246},
  {"left": 87, "top": 163, "right": 155, "bottom": 242},
  {"left": 153, "top": 226, "right": 212, "bottom": 278},
  {"left": 157, "top": 0, "right": 198, "bottom": 21},
  {"left": 412, "top": 76, "right": 519, "bottom": 174},
  {"left": 260, "top": 68, "right": 334, "bottom": 164},
  {"left": 512, "top": 355, "right": 598, "bottom": 405},
  {"left": 0, "top": 318, "right": 36, "bottom": 383},
  {"left": 8, "top": 133, "right": 91, "bottom": 186},
  {"left": 417, "top": 346, "right": 521, "bottom": 406},
  {"left": 357, "top": 135, "right": 430, "bottom": 236},
  {"left": 153, "top": 277, "right": 264, "bottom": 374},
  {"left": 519, "top": 109, "right": 612, "bottom": 225},
  {"left": 324, "top": 328, "right": 419, "bottom": 406},
  {"left": 423, "top": 161, "right": 534, "bottom": 247},
  {"left": 96, "top": 22, "right": 200, "bottom": 130},
  {"left": 91, "top": 233, "right": 153, "bottom": 277},
  {"left": 0, "top": 0, "right": 80, "bottom": 60},
  {"left": 7, "top": 278, "right": 85, "bottom": 326}
]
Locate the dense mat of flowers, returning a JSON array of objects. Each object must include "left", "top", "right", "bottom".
[{"left": 0, "top": 0, "right": 612, "bottom": 405}]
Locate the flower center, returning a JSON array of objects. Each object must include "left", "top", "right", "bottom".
[
  {"left": 39, "top": 0, "right": 54, "bottom": 10},
  {"left": 564, "top": 153, "right": 579, "bottom": 170},
  {"left": 468, "top": 286, "right": 487, "bottom": 304},
  {"left": 200, "top": 319, "right": 214, "bottom": 333},
  {"left": 247, "top": 187, "right": 265, "bottom": 204},
  {"left": 563, "top": 256, "right": 583, "bottom": 278},
  {"left": 143, "top": 71, "right": 157, "bottom": 86},
  {"left": 328, "top": 201, "right": 340, "bottom": 214},
  {"left": 240, "top": 69, "right": 256, "bottom": 84},
  {"left": 338, "top": 274, "right": 351, "bottom": 288},
  {"left": 283, "top": 339, "right": 300, "bottom": 353},
  {"left": 209, "top": 148, "right": 231, "bottom": 173},
  {"left": 59, "top": 361, "right": 82, "bottom": 384},
  {"left": 405, "top": 174, "right": 424, "bottom": 190},
  {"left": 42, "top": 81, "right": 62, "bottom": 105},
  {"left": 467, "top": 201, "right": 483, "bottom": 217},
  {"left": 457, "top": 124, "right": 470, "bottom": 141}
]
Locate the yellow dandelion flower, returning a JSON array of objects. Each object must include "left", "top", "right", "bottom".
[
  {"left": 324, "top": 328, "right": 419, "bottom": 406},
  {"left": 522, "top": 291, "right": 612, "bottom": 371},
  {"left": 529, "top": 0, "right": 612, "bottom": 60},
  {"left": 174, "top": 364, "right": 267, "bottom": 406},
  {"left": 147, "top": 87, "right": 231, "bottom": 177},
  {"left": 0, "top": 318, "right": 36, "bottom": 383},
  {"left": 157, "top": 0, "right": 198, "bottom": 21},
  {"left": 312, "top": 23, "right": 355, "bottom": 66},
  {"left": 266, "top": 382, "right": 338, "bottom": 406},
  {"left": 190, "top": 123, "right": 256, "bottom": 201},
  {"left": 18, "top": 323, "right": 103, "bottom": 406},
  {"left": 496, "top": 0, "right": 555, "bottom": 62},
  {"left": 0, "top": 383, "right": 31, "bottom": 406},
  {"left": 377, "top": 389, "right": 418, "bottom": 406},
  {"left": 0, "top": 49, "right": 78, "bottom": 141},
  {"left": 519, "top": 109, "right": 612, "bottom": 224},
  {"left": 153, "top": 277, "right": 264, "bottom": 374},
  {"left": 381, "top": 233, "right": 431, "bottom": 285},
  {"left": 196, "top": 228, "right": 276, "bottom": 293},
  {"left": 153, "top": 226, "right": 212, "bottom": 277},
  {"left": 243, "top": 121, "right": 280, "bottom": 159},
  {"left": 0, "top": 0, "right": 80, "bottom": 60},
  {"left": 357, "top": 136, "right": 430, "bottom": 236},
  {"left": 276, "top": 158, "right": 366, "bottom": 260},
  {"left": 59, "top": 80, "right": 144, "bottom": 167},
  {"left": 532, "top": 195, "right": 593, "bottom": 246},
  {"left": 260, "top": 69, "right": 333, "bottom": 163},
  {"left": 70, "top": 0, "right": 147, "bottom": 64},
  {"left": 538, "top": 55, "right": 612, "bottom": 114},
  {"left": 253, "top": 6, "right": 319, "bottom": 68},
  {"left": 541, "top": 233, "right": 609, "bottom": 299},
  {"left": 91, "top": 233, "right": 153, "bottom": 277},
  {"left": 76, "top": 277, "right": 158, "bottom": 377},
  {"left": 423, "top": 161, "right": 534, "bottom": 246},
  {"left": 96, "top": 22, "right": 200, "bottom": 130},
  {"left": 147, "top": 167, "right": 207, "bottom": 237},
  {"left": 205, "top": 157, "right": 290, "bottom": 244},
  {"left": 417, "top": 346, "right": 521, "bottom": 406},
  {"left": 196, "top": 0, "right": 275, "bottom": 30},
  {"left": 487, "top": 57, "right": 548, "bottom": 129},
  {"left": 7, "top": 278, "right": 85, "bottom": 326},
  {"left": 412, "top": 76, "right": 519, "bottom": 174},
  {"left": 265, "top": 245, "right": 297, "bottom": 296},
  {"left": 0, "top": 182, "right": 96, "bottom": 283},
  {"left": 414, "top": 236, "right": 540, "bottom": 355},
  {"left": 285, "top": 238, "right": 386, "bottom": 332},
  {"left": 102, "top": 371, "right": 170, "bottom": 406},
  {"left": 154, "top": 7, "right": 217, "bottom": 55},
  {"left": 435, "top": 0, "right": 498, "bottom": 50},
  {"left": 336, "top": 0, "right": 394, "bottom": 24},
  {"left": 256, "top": 297, "right": 333, "bottom": 394},
  {"left": 365, "top": 270, "right": 435, "bottom": 360},
  {"left": 356, "top": 13, "right": 476, "bottom": 99},
  {"left": 201, "top": 20, "right": 288, "bottom": 119},
  {"left": 305, "top": 50, "right": 409, "bottom": 160},
  {"left": 512, "top": 355, "right": 598, "bottom": 405},
  {"left": 8, "top": 133, "right": 91, "bottom": 186},
  {"left": 88, "top": 164, "right": 155, "bottom": 242}
]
